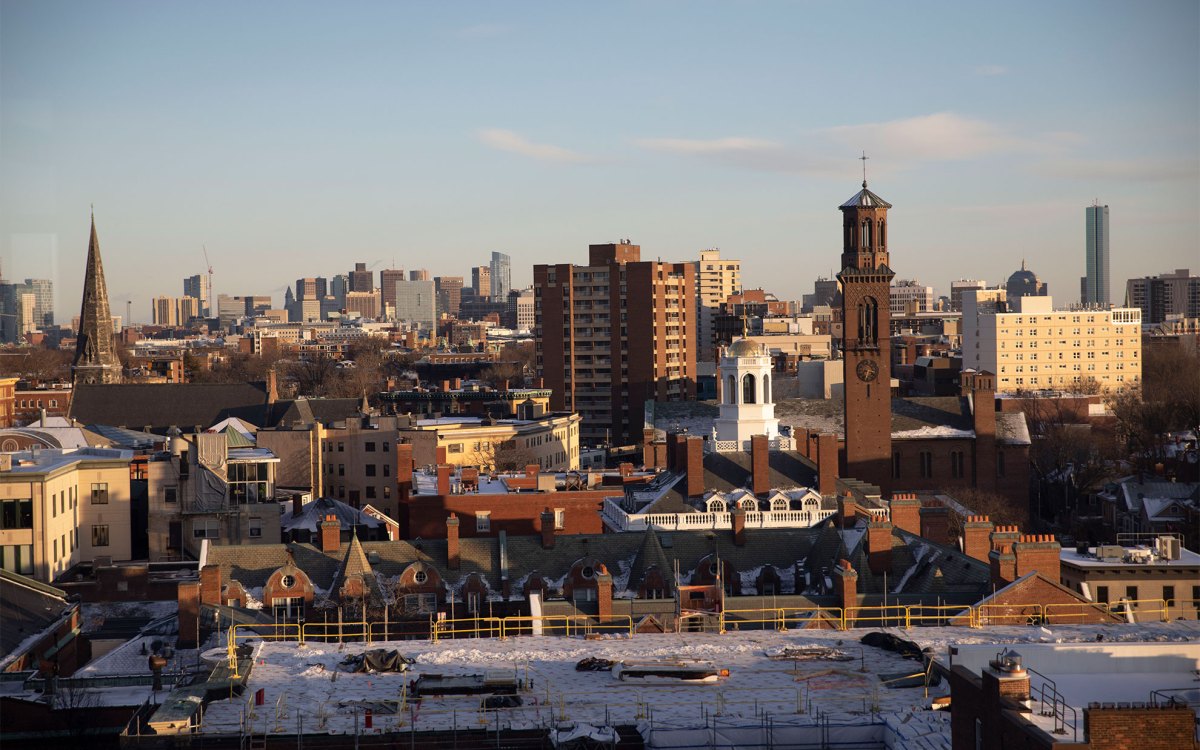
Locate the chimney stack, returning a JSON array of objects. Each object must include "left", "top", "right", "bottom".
[
  {"left": 888, "top": 493, "right": 921, "bottom": 535},
  {"left": 962, "top": 515, "right": 994, "bottom": 562},
  {"left": 436, "top": 464, "right": 452, "bottom": 496},
  {"left": 540, "top": 508, "right": 556, "bottom": 549},
  {"left": 833, "top": 559, "right": 857, "bottom": 628},
  {"left": 446, "top": 514, "right": 460, "bottom": 570},
  {"left": 867, "top": 521, "right": 893, "bottom": 575},
  {"left": 731, "top": 507, "right": 746, "bottom": 546},
  {"left": 320, "top": 514, "right": 341, "bottom": 553},
  {"left": 751, "top": 434, "right": 770, "bottom": 497},
  {"left": 685, "top": 436, "right": 705, "bottom": 498},
  {"left": 1013, "top": 534, "right": 1061, "bottom": 583}
]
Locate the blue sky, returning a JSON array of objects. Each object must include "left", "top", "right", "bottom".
[{"left": 2, "top": 1, "right": 1197, "bottom": 324}]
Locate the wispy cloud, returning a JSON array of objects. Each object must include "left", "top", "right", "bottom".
[
  {"left": 477, "top": 129, "right": 593, "bottom": 164},
  {"left": 1031, "top": 158, "right": 1200, "bottom": 183},
  {"left": 635, "top": 136, "right": 844, "bottom": 175},
  {"left": 454, "top": 23, "right": 512, "bottom": 39},
  {"left": 974, "top": 64, "right": 1008, "bottom": 76},
  {"left": 825, "top": 112, "right": 1030, "bottom": 161}
]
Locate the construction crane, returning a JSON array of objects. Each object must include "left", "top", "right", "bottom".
[{"left": 202, "top": 245, "right": 214, "bottom": 315}]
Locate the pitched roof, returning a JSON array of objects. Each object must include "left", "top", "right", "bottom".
[
  {"left": 0, "top": 570, "right": 74, "bottom": 666},
  {"left": 70, "top": 381, "right": 272, "bottom": 433},
  {"left": 266, "top": 398, "right": 365, "bottom": 427},
  {"left": 626, "top": 530, "right": 676, "bottom": 596},
  {"left": 840, "top": 184, "right": 892, "bottom": 209},
  {"left": 330, "top": 534, "right": 385, "bottom": 608},
  {"left": 283, "top": 496, "right": 382, "bottom": 534}
]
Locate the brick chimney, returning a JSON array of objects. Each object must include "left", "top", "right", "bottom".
[
  {"left": 266, "top": 368, "right": 278, "bottom": 405},
  {"left": 320, "top": 514, "right": 341, "bottom": 553},
  {"left": 446, "top": 514, "right": 460, "bottom": 570},
  {"left": 199, "top": 564, "right": 222, "bottom": 606},
  {"left": 751, "top": 434, "right": 770, "bottom": 496},
  {"left": 867, "top": 521, "right": 893, "bottom": 575},
  {"left": 596, "top": 564, "right": 613, "bottom": 622},
  {"left": 962, "top": 515, "right": 994, "bottom": 562},
  {"left": 888, "top": 493, "right": 921, "bottom": 536},
  {"left": 685, "top": 436, "right": 705, "bottom": 498},
  {"left": 832, "top": 559, "right": 857, "bottom": 627},
  {"left": 395, "top": 442, "right": 414, "bottom": 501},
  {"left": 919, "top": 502, "right": 951, "bottom": 546},
  {"left": 177, "top": 581, "right": 201, "bottom": 649},
  {"left": 291, "top": 493, "right": 303, "bottom": 518},
  {"left": 988, "top": 525, "right": 1021, "bottom": 586},
  {"left": 1013, "top": 534, "right": 1061, "bottom": 583},
  {"left": 838, "top": 492, "right": 857, "bottom": 529},
  {"left": 816, "top": 433, "right": 838, "bottom": 496},
  {"left": 618, "top": 462, "right": 633, "bottom": 477},
  {"left": 540, "top": 508, "right": 556, "bottom": 549},
  {"left": 436, "top": 464, "right": 452, "bottom": 495},
  {"left": 971, "top": 371, "right": 997, "bottom": 493},
  {"left": 642, "top": 428, "right": 662, "bottom": 469},
  {"left": 731, "top": 507, "right": 746, "bottom": 546}
]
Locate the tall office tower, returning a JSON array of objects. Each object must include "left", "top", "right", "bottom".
[
  {"left": 1005, "top": 261, "right": 1048, "bottom": 301},
  {"left": 152, "top": 296, "right": 179, "bottom": 327},
  {"left": 330, "top": 274, "right": 349, "bottom": 307},
  {"left": 217, "top": 294, "right": 248, "bottom": 330},
  {"left": 72, "top": 215, "right": 122, "bottom": 385},
  {"left": 380, "top": 269, "right": 405, "bottom": 312},
  {"left": 16, "top": 293, "right": 37, "bottom": 338},
  {"left": 22, "top": 279, "right": 54, "bottom": 328},
  {"left": 1084, "top": 203, "right": 1110, "bottom": 306},
  {"left": 349, "top": 262, "right": 373, "bottom": 293},
  {"left": 507, "top": 287, "right": 536, "bottom": 330},
  {"left": 295, "top": 277, "right": 327, "bottom": 301},
  {"left": 535, "top": 241, "right": 696, "bottom": 445},
  {"left": 183, "top": 274, "right": 211, "bottom": 316},
  {"left": 408, "top": 269, "right": 430, "bottom": 282},
  {"left": 837, "top": 180, "right": 894, "bottom": 491},
  {"left": 694, "top": 249, "right": 742, "bottom": 362},
  {"left": 950, "top": 279, "right": 987, "bottom": 312},
  {"left": 344, "top": 291, "right": 381, "bottom": 320},
  {"left": 1125, "top": 269, "right": 1200, "bottom": 324},
  {"left": 393, "top": 280, "right": 436, "bottom": 330},
  {"left": 434, "top": 276, "right": 463, "bottom": 318},
  {"left": 471, "top": 265, "right": 491, "bottom": 300},
  {"left": 490, "top": 251, "right": 512, "bottom": 300},
  {"left": 244, "top": 296, "right": 273, "bottom": 316},
  {"left": 890, "top": 279, "right": 934, "bottom": 316}
]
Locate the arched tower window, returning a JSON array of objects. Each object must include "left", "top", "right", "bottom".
[
  {"left": 845, "top": 219, "right": 854, "bottom": 250},
  {"left": 879, "top": 220, "right": 886, "bottom": 249},
  {"left": 763, "top": 374, "right": 771, "bottom": 404},
  {"left": 857, "top": 296, "right": 878, "bottom": 345},
  {"left": 861, "top": 220, "right": 872, "bottom": 249},
  {"left": 742, "top": 373, "right": 756, "bottom": 404},
  {"left": 727, "top": 375, "right": 737, "bottom": 404}
]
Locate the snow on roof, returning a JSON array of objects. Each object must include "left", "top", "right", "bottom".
[{"left": 891, "top": 426, "right": 974, "bottom": 440}]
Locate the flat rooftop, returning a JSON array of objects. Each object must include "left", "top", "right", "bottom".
[{"left": 1061, "top": 545, "right": 1200, "bottom": 568}]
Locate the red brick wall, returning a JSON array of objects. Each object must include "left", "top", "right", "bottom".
[
  {"left": 962, "top": 515, "right": 994, "bottom": 562},
  {"left": 751, "top": 434, "right": 769, "bottom": 496},
  {"left": 403, "top": 490, "right": 609, "bottom": 539},
  {"left": 954, "top": 574, "right": 1120, "bottom": 627},
  {"left": 889, "top": 493, "right": 921, "bottom": 535},
  {"left": 867, "top": 521, "right": 893, "bottom": 575},
  {"left": 1085, "top": 705, "right": 1195, "bottom": 750},
  {"left": 685, "top": 436, "right": 705, "bottom": 497},
  {"left": 1014, "top": 535, "right": 1061, "bottom": 583}
]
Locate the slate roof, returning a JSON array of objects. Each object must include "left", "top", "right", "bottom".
[
  {"left": 329, "top": 534, "right": 386, "bottom": 608},
  {"left": 626, "top": 530, "right": 677, "bottom": 596},
  {"left": 266, "top": 398, "right": 365, "bottom": 427},
  {"left": 891, "top": 397, "right": 973, "bottom": 433},
  {"left": 70, "top": 382, "right": 272, "bottom": 433},
  {"left": 282, "top": 496, "right": 383, "bottom": 534},
  {"left": 0, "top": 570, "right": 74, "bottom": 664}
]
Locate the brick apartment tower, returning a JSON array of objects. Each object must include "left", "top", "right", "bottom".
[
  {"left": 535, "top": 242, "right": 696, "bottom": 445},
  {"left": 72, "top": 213, "right": 122, "bottom": 385},
  {"left": 837, "top": 180, "right": 893, "bottom": 491}
]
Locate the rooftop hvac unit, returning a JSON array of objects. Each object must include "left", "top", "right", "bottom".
[
  {"left": 1156, "top": 536, "right": 1182, "bottom": 561},
  {"left": 1124, "top": 548, "right": 1153, "bottom": 564},
  {"left": 1096, "top": 544, "right": 1125, "bottom": 561}
]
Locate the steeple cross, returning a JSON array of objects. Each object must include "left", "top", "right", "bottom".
[{"left": 859, "top": 151, "right": 869, "bottom": 187}]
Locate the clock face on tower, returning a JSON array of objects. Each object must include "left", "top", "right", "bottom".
[{"left": 856, "top": 358, "right": 879, "bottom": 382}]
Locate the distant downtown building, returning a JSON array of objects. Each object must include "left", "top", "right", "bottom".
[
  {"left": 393, "top": 279, "right": 436, "bottom": 330},
  {"left": 471, "top": 265, "right": 491, "bottom": 300},
  {"left": 535, "top": 241, "right": 696, "bottom": 445},
  {"left": 694, "top": 248, "right": 741, "bottom": 362},
  {"left": 949, "top": 279, "right": 987, "bottom": 312},
  {"left": 379, "top": 269, "right": 405, "bottom": 313},
  {"left": 890, "top": 279, "right": 934, "bottom": 316},
  {"left": 349, "top": 262, "right": 373, "bottom": 293},
  {"left": 490, "top": 251, "right": 511, "bottom": 300},
  {"left": 1005, "top": 261, "right": 1048, "bottom": 301},
  {"left": 183, "top": 274, "right": 210, "bottom": 317},
  {"left": 435, "top": 276, "right": 463, "bottom": 318},
  {"left": 1125, "top": 269, "right": 1200, "bottom": 324},
  {"left": 1083, "top": 203, "right": 1111, "bottom": 306}
]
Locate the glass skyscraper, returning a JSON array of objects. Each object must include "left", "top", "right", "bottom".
[
  {"left": 490, "top": 251, "right": 511, "bottom": 300},
  {"left": 1084, "top": 203, "right": 1110, "bottom": 306}
]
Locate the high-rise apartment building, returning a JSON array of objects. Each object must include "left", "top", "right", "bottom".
[
  {"left": 1125, "top": 269, "right": 1200, "bottom": 324},
  {"left": 152, "top": 296, "right": 179, "bottom": 327},
  {"left": 535, "top": 241, "right": 696, "bottom": 445},
  {"left": 380, "top": 269, "right": 405, "bottom": 312},
  {"left": 349, "top": 263, "right": 373, "bottom": 293},
  {"left": 22, "top": 279, "right": 54, "bottom": 329},
  {"left": 962, "top": 291, "right": 1140, "bottom": 393},
  {"left": 950, "top": 279, "right": 987, "bottom": 312},
  {"left": 490, "top": 251, "right": 512, "bottom": 300},
  {"left": 183, "top": 274, "right": 210, "bottom": 317},
  {"left": 471, "top": 266, "right": 491, "bottom": 300},
  {"left": 694, "top": 249, "right": 742, "bottom": 362},
  {"left": 177, "top": 296, "right": 200, "bottom": 322},
  {"left": 1084, "top": 203, "right": 1110, "bottom": 306},
  {"left": 435, "top": 276, "right": 463, "bottom": 318},
  {"left": 890, "top": 279, "right": 934, "bottom": 316}
]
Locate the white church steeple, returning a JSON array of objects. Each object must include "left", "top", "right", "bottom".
[{"left": 713, "top": 338, "right": 780, "bottom": 447}]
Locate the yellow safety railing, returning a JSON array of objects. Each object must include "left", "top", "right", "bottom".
[
  {"left": 844, "top": 605, "right": 910, "bottom": 629},
  {"left": 974, "top": 602, "right": 1044, "bottom": 626},
  {"left": 1043, "top": 601, "right": 1117, "bottom": 624},
  {"left": 719, "top": 607, "right": 786, "bottom": 632},
  {"left": 302, "top": 620, "right": 372, "bottom": 642},
  {"left": 1115, "top": 598, "right": 1170, "bottom": 623},
  {"left": 778, "top": 606, "right": 843, "bottom": 630},
  {"left": 905, "top": 604, "right": 970, "bottom": 628},
  {"left": 430, "top": 616, "right": 504, "bottom": 642}
]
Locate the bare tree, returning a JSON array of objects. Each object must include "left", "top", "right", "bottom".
[
  {"left": 945, "top": 487, "right": 1030, "bottom": 539},
  {"left": 469, "top": 440, "right": 537, "bottom": 472}
]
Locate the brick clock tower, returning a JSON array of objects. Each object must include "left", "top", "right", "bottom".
[{"left": 837, "top": 180, "right": 893, "bottom": 491}]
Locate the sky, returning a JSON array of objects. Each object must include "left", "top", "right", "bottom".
[{"left": 2, "top": 1, "right": 1197, "bottom": 325}]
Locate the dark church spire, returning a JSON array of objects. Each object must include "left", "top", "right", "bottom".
[{"left": 71, "top": 213, "right": 122, "bottom": 385}]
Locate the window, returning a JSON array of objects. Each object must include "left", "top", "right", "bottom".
[
  {"left": 951, "top": 451, "right": 965, "bottom": 479},
  {"left": 365, "top": 464, "right": 376, "bottom": 477},
  {"left": 383, "top": 464, "right": 390, "bottom": 478},
  {"left": 1125, "top": 585, "right": 1138, "bottom": 601},
  {"left": 476, "top": 513, "right": 491, "bottom": 533},
  {"left": 338, "top": 464, "right": 345, "bottom": 476},
  {"left": 0, "top": 545, "right": 33, "bottom": 575},
  {"left": 365, "top": 441, "right": 376, "bottom": 452},
  {"left": 193, "top": 520, "right": 219, "bottom": 539},
  {"left": 338, "top": 442, "right": 345, "bottom": 452},
  {"left": 272, "top": 596, "right": 304, "bottom": 621},
  {"left": 228, "top": 462, "right": 270, "bottom": 505},
  {"left": 249, "top": 517, "right": 262, "bottom": 538},
  {"left": 466, "top": 591, "right": 481, "bottom": 613},
  {"left": 382, "top": 442, "right": 389, "bottom": 453},
  {"left": 403, "top": 593, "right": 437, "bottom": 614},
  {"left": 51, "top": 493, "right": 57, "bottom": 518},
  {"left": 1163, "top": 586, "right": 1175, "bottom": 608},
  {"left": 92, "top": 525, "right": 110, "bottom": 547},
  {"left": 414, "top": 569, "right": 428, "bottom": 584},
  {"left": 1097, "top": 585, "right": 1109, "bottom": 604},
  {"left": 448, "top": 443, "right": 463, "bottom": 454},
  {"left": 91, "top": 483, "right": 109, "bottom": 504},
  {"left": 366, "top": 486, "right": 376, "bottom": 499},
  {"left": 554, "top": 509, "right": 565, "bottom": 530},
  {"left": 164, "top": 487, "right": 178, "bottom": 504},
  {"left": 742, "top": 373, "right": 756, "bottom": 404},
  {"left": 892, "top": 452, "right": 901, "bottom": 479},
  {"left": 726, "top": 375, "right": 736, "bottom": 404},
  {"left": 919, "top": 451, "right": 933, "bottom": 479},
  {"left": 0, "top": 500, "right": 33, "bottom": 530}
]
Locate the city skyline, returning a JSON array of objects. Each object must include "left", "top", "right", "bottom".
[{"left": 2, "top": 1, "right": 1197, "bottom": 324}]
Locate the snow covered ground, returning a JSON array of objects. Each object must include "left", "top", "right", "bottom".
[{"left": 194, "top": 621, "right": 1200, "bottom": 746}]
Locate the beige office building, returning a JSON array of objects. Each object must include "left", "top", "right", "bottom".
[
  {"left": 962, "top": 291, "right": 1141, "bottom": 393},
  {"left": 0, "top": 448, "right": 133, "bottom": 583},
  {"left": 695, "top": 249, "right": 742, "bottom": 362}
]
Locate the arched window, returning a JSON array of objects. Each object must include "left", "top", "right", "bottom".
[
  {"left": 727, "top": 375, "right": 737, "bottom": 404},
  {"left": 879, "top": 220, "right": 886, "bottom": 248},
  {"left": 845, "top": 220, "right": 854, "bottom": 249},
  {"left": 861, "top": 220, "right": 872, "bottom": 249},
  {"left": 763, "top": 374, "right": 771, "bottom": 404},
  {"left": 858, "top": 296, "right": 878, "bottom": 344},
  {"left": 742, "top": 373, "right": 756, "bottom": 404}
]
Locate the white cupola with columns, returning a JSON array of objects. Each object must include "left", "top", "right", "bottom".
[{"left": 713, "top": 338, "right": 780, "bottom": 447}]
